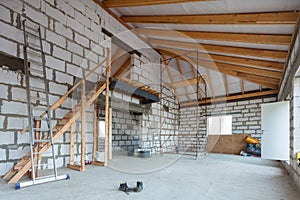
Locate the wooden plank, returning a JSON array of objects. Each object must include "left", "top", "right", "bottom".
[
  {"left": 123, "top": 11, "right": 300, "bottom": 24},
  {"left": 171, "top": 77, "right": 206, "bottom": 88},
  {"left": 104, "top": 0, "right": 212, "bottom": 7},
  {"left": 92, "top": 161, "right": 105, "bottom": 166},
  {"left": 104, "top": 48, "right": 111, "bottom": 167},
  {"left": 70, "top": 122, "right": 75, "bottom": 165},
  {"left": 67, "top": 164, "right": 82, "bottom": 171},
  {"left": 113, "top": 57, "right": 131, "bottom": 79},
  {"left": 81, "top": 79, "right": 86, "bottom": 172},
  {"left": 135, "top": 28, "right": 292, "bottom": 45},
  {"left": 241, "top": 79, "right": 244, "bottom": 94},
  {"left": 148, "top": 38, "right": 287, "bottom": 61},
  {"left": 223, "top": 74, "right": 229, "bottom": 96},
  {"left": 92, "top": 100, "right": 98, "bottom": 162},
  {"left": 181, "top": 90, "right": 278, "bottom": 107},
  {"left": 160, "top": 48, "right": 284, "bottom": 71},
  {"left": 108, "top": 107, "right": 112, "bottom": 160}
]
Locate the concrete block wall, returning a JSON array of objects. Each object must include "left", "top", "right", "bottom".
[
  {"left": 179, "top": 96, "right": 277, "bottom": 153},
  {"left": 0, "top": 0, "right": 160, "bottom": 175}
]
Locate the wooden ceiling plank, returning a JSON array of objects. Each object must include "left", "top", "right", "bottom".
[
  {"left": 103, "top": 0, "right": 212, "bottom": 7},
  {"left": 160, "top": 47, "right": 284, "bottom": 71},
  {"left": 123, "top": 11, "right": 299, "bottom": 24},
  {"left": 149, "top": 38, "right": 287, "bottom": 61},
  {"left": 240, "top": 79, "right": 245, "bottom": 94},
  {"left": 135, "top": 28, "right": 292, "bottom": 45},
  {"left": 181, "top": 90, "right": 278, "bottom": 107}
]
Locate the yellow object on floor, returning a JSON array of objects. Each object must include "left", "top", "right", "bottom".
[{"left": 245, "top": 136, "right": 260, "bottom": 144}]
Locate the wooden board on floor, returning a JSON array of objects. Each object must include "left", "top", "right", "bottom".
[{"left": 206, "top": 134, "right": 250, "bottom": 155}]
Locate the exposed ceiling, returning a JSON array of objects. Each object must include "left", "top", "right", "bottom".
[{"left": 97, "top": 0, "right": 300, "bottom": 106}]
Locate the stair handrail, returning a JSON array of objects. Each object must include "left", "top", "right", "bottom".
[{"left": 20, "top": 56, "right": 107, "bottom": 134}]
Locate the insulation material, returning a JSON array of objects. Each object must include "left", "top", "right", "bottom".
[
  {"left": 227, "top": 75, "right": 241, "bottom": 94},
  {"left": 244, "top": 81, "right": 260, "bottom": 91}
]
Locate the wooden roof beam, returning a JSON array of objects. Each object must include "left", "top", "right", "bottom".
[
  {"left": 123, "top": 11, "right": 299, "bottom": 24},
  {"left": 149, "top": 38, "right": 288, "bottom": 61},
  {"left": 134, "top": 28, "right": 292, "bottom": 45},
  {"left": 181, "top": 90, "right": 278, "bottom": 107},
  {"left": 103, "top": 0, "right": 213, "bottom": 8}
]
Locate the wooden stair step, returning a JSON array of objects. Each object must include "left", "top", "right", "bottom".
[{"left": 14, "top": 158, "right": 30, "bottom": 170}]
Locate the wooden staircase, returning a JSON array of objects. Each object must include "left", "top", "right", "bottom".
[{"left": 3, "top": 50, "right": 110, "bottom": 184}]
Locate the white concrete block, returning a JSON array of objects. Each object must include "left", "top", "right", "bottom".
[
  {"left": 56, "top": 1, "right": 74, "bottom": 17},
  {"left": 84, "top": 26, "right": 98, "bottom": 43},
  {"left": 17, "top": 131, "right": 29, "bottom": 144},
  {"left": 53, "top": 46, "right": 71, "bottom": 62},
  {"left": 0, "top": 131, "right": 15, "bottom": 145},
  {"left": 45, "top": 3, "right": 66, "bottom": 23},
  {"left": 49, "top": 82, "right": 68, "bottom": 95},
  {"left": 1, "top": 101, "right": 27, "bottom": 115},
  {"left": 69, "top": 0, "right": 86, "bottom": 14},
  {"left": 67, "top": 63, "right": 83, "bottom": 78},
  {"left": 75, "top": 9, "right": 90, "bottom": 26},
  {"left": 7, "top": 117, "right": 28, "bottom": 130},
  {"left": 0, "top": 149, "right": 6, "bottom": 160},
  {"left": 84, "top": 49, "right": 98, "bottom": 63},
  {"left": 9, "top": 146, "right": 30, "bottom": 160},
  {"left": 0, "top": 20, "right": 23, "bottom": 43},
  {"left": 85, "top": 6, "right": 98, "bottom": 21},
  {"left": 55, "top": 71, "right": 73, "bottom": 85},
  {"left": 0, "top": 5, "right": 11, "bottom": 23},
  {"left": 11, "top": 87, "right": 27, "bottom": 102},
  {"left": 0, "top": 84, "right": 8, "bottom": 99},
  {"left": 0, "top": 116, "right": 4, "bottom": 129},
  {"left": 66, "top": 15, "right": 84, "bottom": 33},
  {"left": 46, "top": 30, "right": 66, "bottom": 48},
  {"left": 72, "top": 54, "right": 88, "bottom": 68},
  {"left": 25, "top": 5, "right": 48, "bottom": 27},
  {"left": 45, "top": 55, "right": 65, "bottom": 72},
  {"left": 75, "top": 33, "right": 89, "bottom": 48},
  {"left": 0, "top": 162, "right": 14, "bottom": 176},
  {"left": 0, "top": 36, "right": 17, "bottom": 57},
  {"left": 67, "top": 40, "right": 83, "bottom": 56},
  {"left": 55, "top": 23, "right": 72, "bottom": 40}
]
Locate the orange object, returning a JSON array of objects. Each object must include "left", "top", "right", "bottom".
[{"left": 245, "top": 136, "right": 260, "bottom": 144}]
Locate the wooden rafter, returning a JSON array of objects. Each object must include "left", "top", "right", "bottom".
[
  {"left": 159, "top": 48, "right": 284, "bottom": 71},
  {"left": 103, "top": 0, "right": 212, "bottom": 7},
  {"left": 123, "top": 11, "right": 299, "bottom": 24},
  {"left": 162, "top": 54, "right": 181, "bottom": 104},
  {"left": 176, "top": 58, "right": 191, "bottom": 101},
  {"left": 223, "top": 74, "right": 229, "bottom": 96},
  {"left": 135, "top": 28, "right": 292, "bottom": 45},
  {"left": 181, "top": 90, "right": 278, "bottom": 107},
  {"left": 240, "top": 80, "right": 245, "bottom": 94},
  {"left": 169, "top": 76, "right": 206, "bottom": 88},
  {"left": 160, "top": 49, "right": 282, "bottom": 79},
  {"left": 113, "top": 57, "right": 131, "bottom": 78},
  {"left": 148, "top": 38, "right": 287, "bottom": 61}
]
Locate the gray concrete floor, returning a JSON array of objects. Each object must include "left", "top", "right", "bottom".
[{"left": 1, "top": 153, "right": 300, "bottom": 200}]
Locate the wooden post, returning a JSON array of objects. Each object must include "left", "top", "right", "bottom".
[
  {"left": 108, "top": 107, "right": 112, "bottom": 160},
  {"left": 93, "top": 100, "right": 98, "bottom": 161},
  {"left": 81, "top": 79, "right": 86, "bottom": 171},
  {"left": 69, "top": 122, "right": 75, "bottom": 165},
  {"left": 104, "top": 47, "right": 111, "bottom": 166}
]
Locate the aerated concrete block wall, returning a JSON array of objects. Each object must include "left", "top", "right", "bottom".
[
  {"left": 179, "top": 96, "right": 277, "bottom": 153},
  {"left": 0, "top": 0, "right": 160, "bottom": 175}
]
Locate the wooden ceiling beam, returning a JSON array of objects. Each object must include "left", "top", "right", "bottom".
[
  {"left": 159, "top": 47, "right": 284, "bottom": 71},
  {"left": 123, "top": 11, "right": 299, "bottom": 24},
  {"left": 181, "top": 90, "right": 278, "bottom": 107},
  {"left": 160, "top": 49, "right": 282, "bottom": 79},
  {"left": 149, "top": 38, "right": 287, "bottom": 61},
  {"left": 134, "top": 28, "right": 291, "bottom": 45},
  {"left": 103, "top": 0, "right": 212, "bottom": 8}
]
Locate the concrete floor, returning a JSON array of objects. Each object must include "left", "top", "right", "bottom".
[{"left": 1, "top": 153, "right": 299, "bottom": 200}]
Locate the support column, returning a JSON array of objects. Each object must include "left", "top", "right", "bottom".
[{"left": 81, "top": 79, "right": 86, "bottom": 171}]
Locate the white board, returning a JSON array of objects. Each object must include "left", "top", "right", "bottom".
[{"left": 261, "top": 101, "right": 290, "bottom": 160}]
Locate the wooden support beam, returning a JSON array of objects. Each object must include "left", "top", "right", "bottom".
[
  {"left": 134, "top": 28, "right": 292, "bottom": 45},
  {"left": 67, "top": 164, "right": 82, "bottom": 171},
  {"left": 181, "top": 90, "right": 278, "bottom": 107},
  {"left": 81, "top": 79, "right": 86, "bottom": 172},
  {"left": 108, "top": 107, "right": 112, "bottom": 161},
  {"left": 190, "top": 63, "right": 203, "bottom": 100},
  {"left": 223, "top": 74, "right": 229, "bottom": 96},
  {"left": 160, "top": 47, "right": 284, "bottom": 71},
  {"left": 162, "top": 54, "right": 181, "bottom": 104},
  {"left": 123, "top": 11, "right": 300, "bottom": 25},
  {"left": 241, "top": 80, "right": 245, "bottom": 94},
  {"left": 170, "top": 76, "right": 206, "bottom": 88},
  {"left": 104, "top": 48, "right": 111, "bottom": 167},
  {"left": 70, "top": 122, "right": 75, "bottom": 165},
  {"left": 92, "top": 100, "right": 98, "bottom": 162},
  {"left": 104, "top": 0, "right": 212, "bottom": 7},
  {"left": 113, "top": 57, "right": 131, "bottom": 79},
  {"left": 149, "top": 38, "right": 287, "bottom": 61}
]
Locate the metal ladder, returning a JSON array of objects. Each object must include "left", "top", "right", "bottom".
[{"left": 16, "top": 19, "right": 69, "bottom": 189}]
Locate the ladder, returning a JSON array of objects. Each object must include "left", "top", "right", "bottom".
[{"left": 16, "top": 19, "right": 69, "bottom": 189}]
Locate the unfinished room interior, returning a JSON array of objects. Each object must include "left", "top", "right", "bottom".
[{"left": 1, "top": 0, "right": 300, "bottom": 199}]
